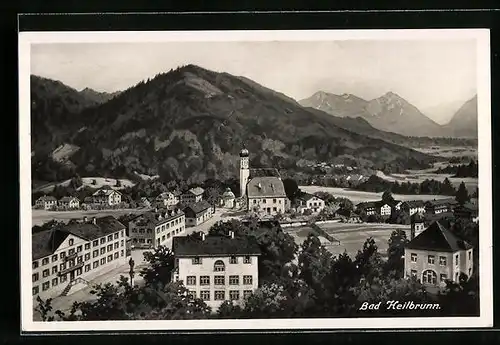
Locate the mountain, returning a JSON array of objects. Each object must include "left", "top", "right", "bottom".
[
  {"left": 299, "top": 91, "right": 444, "bottom": 137},
  {"left": 31, "top": 65, "right": 437, "bottom": 185},
  {"left": 79, "top": 87, "right": 121, "bottom": 104},
  {"left": 442, "top": 95, "right": 478, "bottom": 138}
]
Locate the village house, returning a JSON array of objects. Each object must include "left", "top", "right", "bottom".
[
  {"left": 220, "top": 187, "right": 236, "bottom": 209},
  {"left": 155, "top": 191, "right": 179, "bottom": 208},
  {"left": 296, "top": 193, "right": 326, "bottom": 214},
  {"left": 32, "top": 216, "right": 127, "bottom": 300},
  {"left": 453, "top": 202, "right": 479, "bottom": 223},
  {"left": 401, "top": 200, "right": 426, "bottom": 216},
  {"left": 58, "top": 196, "right": 80, "bottom": 210},
  {"left": 410, "top": 212, "right": 426, "bottom": 240},
  {"left": 181, "top": 187, "right": 205, "bottom": 204},
  {"left": 128, "top": 208, "right": 185, "bottom": 249},
  {"left": 425, "top": 199, "right": 458, "bottom": 215},
  {"left": 35, "top": 196, "right": 57, "bottom": 210},
  {"left": 337, "top": 209, "right": 362, "bottom": 223},
  {"left": 404, "top": 221, "right": 474, "bottom": 288},
  {"left": 171, "top": 232, "right": 261, "bottom": 312},
  {"left": 391, "top": 200, "right": 403, "bottom": 211},
  {"left": 183, "top": 200, "right": 214, "bottom": 227},
  {"left": 356, "top": 202, "right": 377, "bottom": 216},
  {"left": 91, "top": 188, "right": 122, "bottom": 206},
  {"left": 139, "top": 197, "right": 152, "bottom": 209}
]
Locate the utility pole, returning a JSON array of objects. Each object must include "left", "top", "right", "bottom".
[{"left": 129, "top": 258, "right": 135, "bottom": 286}]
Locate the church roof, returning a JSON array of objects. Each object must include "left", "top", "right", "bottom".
[
  {"left": 247, "top": 176, "right": 286, "bottom": 198},
  {"left": 249, "top": 168, "right": 280, "bottom": 178}
]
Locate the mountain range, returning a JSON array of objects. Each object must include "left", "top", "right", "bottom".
[
  {"left": 299, "top": 91, "right": 478, "bottom": 138},
  {"left": 31, "top": 65, "right": 475, "bottom": 185}
]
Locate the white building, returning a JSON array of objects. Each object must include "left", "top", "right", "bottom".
[
  {"left": 92, "top": 188, "right": 122, "bottom": 206},
  {"left": 172, "top": 232, "right": 261, "bottom": 312},
  {"left": 35, "top": 196, "right": 57, "bottom": 210},
  {"left": 379, "top": 203, "right": 392, "bottom": 216},
  {"left": 220, "top": 187, "right": 236, "bottom": 209},
  {"left": 181, "top": 187, "right": 205, "bottom": 204},
  {"left": 401, "top": 200, "right": 426, "bottom": 216},
  {"left": 32, "top": 216, "right": 128, "bottom": 300},
  {"left": 296, "top": 193, "right": 325, "bottom": 214},
  {"left": 58, "top": 196, "right": 80, "bottom": 209},
  {"left": 155, "top": 191, "right": 179, "bottom": 208}
]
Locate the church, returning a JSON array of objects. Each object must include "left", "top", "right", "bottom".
[{"left": 239, "top": 148, "right": 288, "bottom": 216}]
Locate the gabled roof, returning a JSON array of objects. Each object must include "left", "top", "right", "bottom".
[
  {"left": 130, "top": 208, "right": 184, "bottom": 226},
  {"left": 156, "top": 191, "right": 175, "bottom": 200},
  {"left": 410, "top": 212, "right": 425, "bottom": 223},
  {"left": 247, "top": 176, "right": 286, "bottom": 198},
  {"left": 249, "top": 168, "right": 280, "bottom": 179},
  {"left": 172, "top": 235, "right": 261, "bottom": 257},
  {"left": 32, "top": 229, "right": 69, "bottom": 260},
  {"left": 183, "top": 200, "right": 212, "bottom": 215},
  {"left": 37, "top": 196, "right": 57, "bottom": 202},
  {"left": 356, "top": 201, "right": 378, "bottom": 209},
  {"left": 426, "top": 198, "right": 458, "bottom": 207},
  {"left": 93, "top": 188, "right": 122, "bottom": 197},
  {"left": 406, "top": 221, "right": 473, "bottom": 252},
  {"left": 297, "top": 193, "right": 322, "bottom": 202},
  {"left": 402, "top": 200, "right": 426, "bottom": 208},
  {"left": 59, "top": 196, "right": 79, "bottom": 202},
  {"left": 185, "top": 187, "right": 205, "bottom": 196},
  {"left": 222, "top": 188, "right": 236, "bottom": 198}
]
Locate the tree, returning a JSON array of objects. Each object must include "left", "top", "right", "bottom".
[
  {"left": 140, "top": 246, "right": 175, "bottom": 286},
  {"left": 241, "top": 283, "right": 289, "bottom": 318},
  {"left": 354, "top": 237, "right": 383, "bottom": 283},
  {"left": 385, "top": 229, "right": 409, "bottom": 277},
  {"left": 92, "top": 179, "right": 97, "bottom": 185},
  {"left": 455, "top": 181, "right": 470, "bottom": 205},
  {"left": 282, "top": 178, "right": 300, "bottom": 200},
  {"left": 115, "top": 179, "right": 122, "bottom": 187},
  {"left": 441, "top": 177, "right": 456, "bottom": 196},
  {"left": 381, "top": 190, "right": 395, "bottom": 205},
  {"left": 203, "top": 186, "right": 223, "bottom": 206}
]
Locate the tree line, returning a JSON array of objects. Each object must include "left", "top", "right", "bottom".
[{"left": 433, "top": 160, "right": 478, "bottom": 178}]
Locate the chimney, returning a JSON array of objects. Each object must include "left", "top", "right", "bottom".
[
  {"left": 229, "top": 230, "right": 234, "bottom": 239},
  {"left": 201, "top": 233, "right": 206, "bottom": 241},
  {"left": 92, "top": 217, "right": 96, "bottom": 225}
]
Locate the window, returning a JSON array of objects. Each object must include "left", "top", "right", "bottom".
[
  {"left": 439, "top": 256, "right": 447, "bottom": 266},
  {"left": 42, "top": 258, "right": 49, "bottom": 266},
  {"left": 410, "top": 270, "right": 417, "bottom": 277},
  {"left": 214, "top": 260, "right": 225, "bottom": 272},
  {"left": 243, "top": 275, "right": 253, "bottom": 285},
  {"left": 273, "top": 199, "right": 276, "bottom": 203},
  {"left": 114, "top": 233, "right": 119, "bottom": 239},
  {"left": 455, "top": 254, "right": 459, "bottom": 266},
  {"left": 42, "top": 269, "right": 49, "bottom": 278},
  {"left": 76, "top": 268, "right": 82, "bottom": 276},
  {"left": 187, "top": 290, "right": 196, "bottom": 299},
  {"left": 60, "top": 274, "right": 67, "bottom": 283},
  {"left": 85, "top": 264, "right": 91, "bottom": 272},
  {"left": 100, "top": 248, "right": 106, "bottom": 255},
  {"left": 42, "top": 282, "right": 50, "bottom": 291},
  {"left": 468, "top": 251, "right": 472, "bottom": 260},
  {"left": 273, "top": 207, "right": 277, "bottom": 212},
  {"left": 32, "top": 286, "right": 39, "bottom": 296},
  {"left": 427, "top": 255, "right": 435, "bottom": 265},
  {"left": 191, "top": 257, "right": 202, "bottom": 265},
  {"left": 200, "top": 291, "right": 210, "bottom": 301},
  {"left": 59, "top": 263, "right": 66, "bottom": 271},
  {"left": 107, "top": 235, "right": 113, "bottom": 241},
  {"left": 60, "top": 252, "right": 66, "bottom": 259},
  {"left": 93, "top": 250, "right": 99, "bottom": 258},
  {"left": 93, "top": 261, "right": 99, "bottom": 269},
  {"left": 121, "top": 230, "right": 124, "bottom": 237},
  {"left": 440, "top": 274, "right": 447, "bottom": 282},
  {"left": 230, "top": 256, "right": 238, "bottom": 264},
  {"left": 229, "top": 290, "right": 240, "bottom": 300},
  {"left": 243, "top": 256, "right": 251, "bottom": 264},
  {"left": 69, "top": 248, "right": 75, "bottom": 255},
  {"left": 107, "top": 255, "right": 113, "bottom": 262},
  {"left": 77, "top": 245, "right": 83, "bottom": 252},
  {"left": 200, "top": 276, "right": 210, "bottom": 285},
  {"left": 100, "top": 238, "right": 106, "bottom": 245},
  {"left": 422, "top": 270, "right": 437, "bottom": 285},
  {"left": 85, "top": 243, "right": 91, "bottom": 250},
  {"left": 107, "top": 244, "right": 113, "bottom": 252},
  {"left": 51, "top": 266, "right": 58, "bottom": 274},
  {"left": 84, "top": 253, "right": 90, "bottom": 261},
  {"left": 32, "top": 273, "right": 39, "bottom": 282},
  {"left": 69, "top": 239, "right": 74, "bottom": 246},
  {"left": 77, "top": 256, "right": 83, "bottom": 264},
  {"left": 243, "top": 290, "right": 252, "bottom": 299},
  {"left": 69, "top": 259, "right": 75, "bottom": 267},
  {"left": 32, "top": 261, "right": 38, "bottom": 269},
  {"left": 253, "top": 200, "right": 256, "bottom": 204},
  {"left": 214, "top": 276, "right": 225, "bottom": 285},
  {"left": 52, "top": 254, "right": 58, "bottom": 262},
  {"left": 186, "top": 276, "right": 196, "bottom": 285},
  {"left": 52, "top": 278, "right": 58, "bottom": 287},
  {"left": 229, "top": 275, "right": 239, "bottom": 285},
  {"left": 214, "top": 291, "right": 225, "bottom": 301},
  {"left": 121, "top": 250, "right": 124, "bottom": 257},
  {"left": 100, "top": 258, "right": 106, "bottom": 265},
  {"left": 93, "top": 240, "right": 98, "bottom": 247},
  {"left": 114, "top": 252, "right": 119, "bottom": 259},
  {"left": 121, "top": 240, "right": 124, "bottom": 247}
]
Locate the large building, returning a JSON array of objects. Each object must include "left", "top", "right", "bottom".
[
  {"left": 239, "top": 149, "right": 288, "bottom": 216},
  {"left": 183, "top": 201, "right": 214, "bottom": 227},
  {"left": 32, "top": 216, "right": 127, "bottom": 300},
  {"left": 404, "top": 221, "right": 474, "bottom": 287},
  {"left": 401, "top": 200, "right": 426, "bottom": 216},
  {"left": 155, "top": 191, "right": 179, "bottom": 208},
  {"left": 425, "top": 199, "right": 458, "bottom": 215},
  {"left": 172, "top": 233, "right": 261, "bottom": 312},
  {"left": 92, "top": 188, "right": 122, "bottom": 206},
  {"left": 128, "top": 208, "right": 185, "bottom": 249},
  {"left": 35, "top": 196, "right": 57, "bottom": 210},
  {"left": 181, "top": 187, "right": 205, "bottom": 204}
]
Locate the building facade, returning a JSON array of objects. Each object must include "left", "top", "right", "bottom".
[
  {"left": 181, "top": 187, "right": 205, "bottom": 204},
  {"left": 404, "top": 221, "right": 474, "bottom": 287},
  {"left": 172, "top": 233, "right": 261, "bottom": 312},
  {"left": 92, "top": 189, "right": 122, "bottom": 206},
  {"left": 32, "top": 216, "right": 127, "bottom": 300},
  {"left": 128, "top": 208, "right": 186, "bottom": 249},
  {"left": 220, "top": 188, "right": 236, "bottom": 209},
  {"left": 296, "top": 193, "right": 325, "bottom": 214},
  {"left": 425, "top": 199, "right": 457, "bottom": 215},
  {"left": 401, "top": 200, "right": 426, "bottom": 216},
  {"left": 246, "top": 177, "right": 287, "bottom": 216},
  {"left": 379, "top": 203, "right": 392, "bottom": 216},
  {"left": 58, "top": 197, "right": 80, "bottom": 209},
  {"left": 35, "top": 196, "right": 57, "bottom": 210},
  {"left": 155, "top": 192, "right": 179, "bottom": 208},
  {"left": 183, "top": 201, "right": 214, "bottom": 227}
]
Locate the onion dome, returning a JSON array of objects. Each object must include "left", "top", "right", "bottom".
[{"left": 239, "top": 148, "right": 249, "bottom": 157}]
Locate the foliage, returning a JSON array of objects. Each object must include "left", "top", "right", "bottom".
[
  {"left": 455, "top": 181, "right": 470, "bottom": 205},
  {"left": 385, "top": 229, "right": 409, "bottom": 277},
  {"left": 140, "top": 246, "right": 175, "bottom": 286},
  {"left": 434, "top": 160, "right": 478, "bottom": 178},
  {"left": 282, "top": 178, "right": 300, "bottom": 200}
]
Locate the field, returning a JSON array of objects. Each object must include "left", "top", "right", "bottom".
[
  {"left": 286, "top": 223, "right": 411, "bottom": 258},
  {"left": 32, "top": 208, "right": 147, "bottom": 226},
  {"left": 413, "top": 145, "right": 477, "bottom": 159},
  {"left": 34, "top": 177, "right": 136, "bottom": 194},
  {"left": 300, "top": 186, "right": 452, "bottom": 204}
]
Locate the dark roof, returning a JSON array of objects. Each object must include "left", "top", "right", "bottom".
[
  {"left": 403, "top": 200, "right": 426, "bottom": 208},
  {"left": 172, "top": 235, "right": 261, "bottom": 257},
  {"left": 249, "top": 168, "right": 280, "bottom": 179},
  {"left": 130, "top": 209, "right": 184, "bottom": 226},
  {"left": 424, "top": 211, "right": 455, "bottom": 223},
  {"left": 59, "top": 196, "right": 79, "bottom": 202},
  {"left": 297, "top": 192, "right": 322, "bottom": 202},
  {"left": 406, "top": 221, "right": 473, "bottom": 252},
  {"left": 32, "top": 229, "right": 68, "bottom": 260},
  {"left": 247, "top": 177, "right": 286, "bottom": 198},
  {"left": 426, "top": 198, "right": 458, "bottom": 207},
  {"left": 185, "top": 187, "right": 205, "bottom": 196},
  {"left": 410, "top": 212, "right": 425, "bottom": 223},
  {"left": 37, "top": 196, "right": 57, "bottom": 202},
  {"left": 356, "top": 201, "right": 378, "bottom": 209},
  {"left": 183, "top": 200, "right": 212, "bottom": 215}
]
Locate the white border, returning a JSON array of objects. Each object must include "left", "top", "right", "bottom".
[{"left": 19, "top": 29, "right": 493, "bottom": 332}]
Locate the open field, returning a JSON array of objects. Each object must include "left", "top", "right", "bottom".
[
  {"left": 34, "top": 177, "right": 136, "bottom": 194},
  {"left": 32, "top": 208, "right": 148, "bottom": 226},
  {"left": 300, "top": 186, "right": 452, "bottom": 204},
  {"left": 286, "top": 223, "right": 410, "bottom": 258},
  {"left": 413, "top": 146, "right": 477, "bottom": 158}
]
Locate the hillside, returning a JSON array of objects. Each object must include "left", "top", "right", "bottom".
[
  {"left": 31, "top": 65, "right": 438, "bottom": 185},
  {"left": 443, "top": 95, "right": 478, "bottom": 138},
  {"left": 79, "top": 87, "right": 121, "bottom": 104},
  {"left": 299, "top": 91, "right": 445, "bottom": 137}
]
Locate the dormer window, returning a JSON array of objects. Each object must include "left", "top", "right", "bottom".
[
  {"left": 214, "top": 260, "right": 225, "bottom": 272},
  {"left": 68, "top": 239, "right": 74, "bottom": 246}
]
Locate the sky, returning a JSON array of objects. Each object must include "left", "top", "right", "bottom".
[{"left": 31, "top": 40, "right": 477, "bottom": 124}]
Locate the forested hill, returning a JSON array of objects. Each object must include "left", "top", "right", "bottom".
[{"left": 31, "top": 65, "right": 437, "bottom": 184}]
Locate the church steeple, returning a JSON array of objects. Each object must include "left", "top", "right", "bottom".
[{"left": 239, "top": 148, "right": 250, "bottom": 198}]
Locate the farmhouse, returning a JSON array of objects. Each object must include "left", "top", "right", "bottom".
[
  {"left": 296, "top": 193, "right": 325, "bottom": 214},
  {"left": 401, "top": 200, "right": 426, "bottom": 216},
  {"left": 404, "top": 221, "right": 473, "bottom": 288},
  {"left": 425, "top": 199, "right": 458, "bottom": 215},
  {"left": 356, "top": 202, "right": 377, "bottom": 216},
  {"left": 181, "top": 187, "right": 205, "bottom": 204},
  {"left": 128, "top": 208, "right": 185, "bottom": 249},
  {"left": 35, "top": 196, "right": 57, "bottom": 210},
  {"left": 32, "top": 216, "right": 127, "bottom": 300},
  {"left": 58, "top": 197, "right": 80, "bottom": 210},
  {"left": 155, "top": 191, "right": 179, "bottom": 208},
  {"left": 139, "top": 197, "right": 152, "bottom": 208},
  {"left": 171, "top": 232, "right": 261, "bottom": 312},
  {"left": 92, "top": 188, "right": 122, "bottom": 206},
  {"left": 183, "top": 200, "right": 214, "bottom": 227},
  {"left": 454, "top": 203, "right": 479, "bottom": 223}
]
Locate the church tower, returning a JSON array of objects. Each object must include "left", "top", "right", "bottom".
[{"left": 239, "top": 148, "right": 250, "bottom": 198}]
